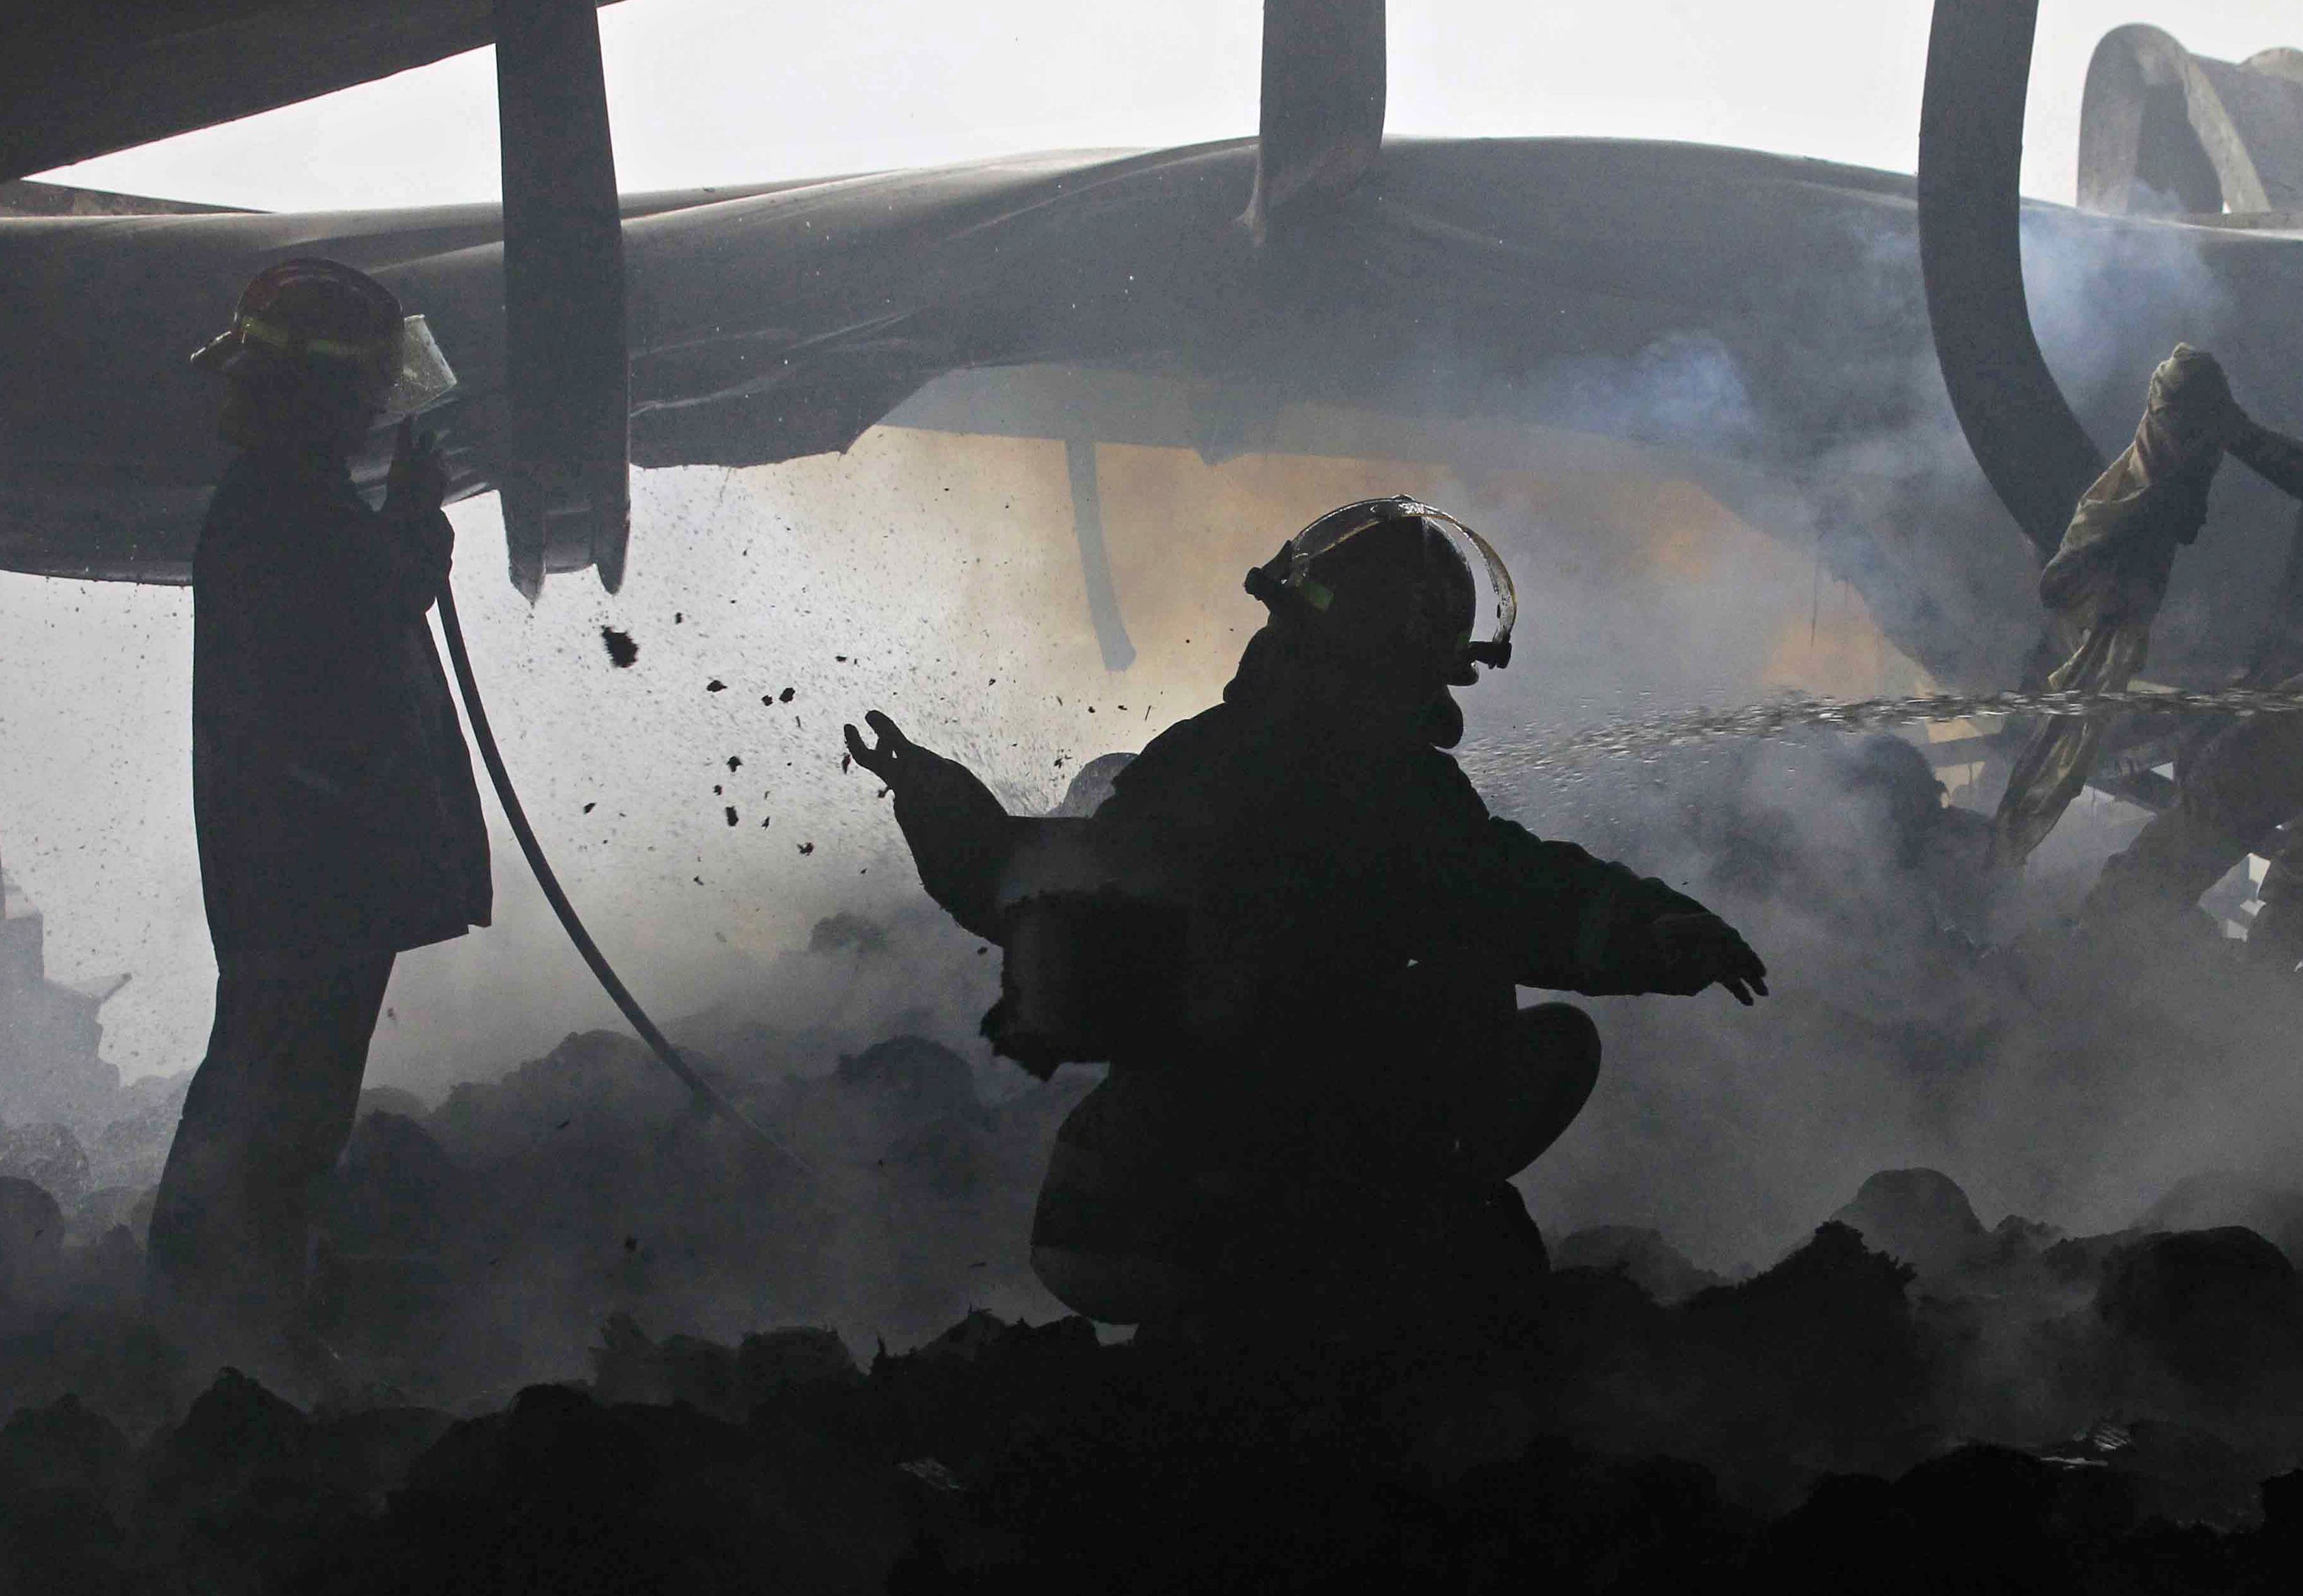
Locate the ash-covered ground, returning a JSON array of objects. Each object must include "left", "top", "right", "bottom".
[{"left": 6, "top": 732, "right": 2303, "bottom": 1592}]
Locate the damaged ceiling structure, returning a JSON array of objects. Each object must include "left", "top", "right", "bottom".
[
  {"left": 6, "top": 7, "right": 2303, "bottom": 706},
  {"left": 2079, "top": 24, "right": 2303, "bottom": 219},
  {"left": 0, "top": 3, "right": 2300, "bottom": 727}
]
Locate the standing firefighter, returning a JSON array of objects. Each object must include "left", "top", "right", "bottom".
[
  {"left": 149, "top": 260, "right": 488, "bottom": 1384},
  {"left": 847, "top": 498, "right": 1767, "bottom": 1336}
]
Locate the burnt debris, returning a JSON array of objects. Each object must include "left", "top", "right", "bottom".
[
  {"left": 8, "top": 903, "right": 2303, "bottom": 1590},
  {"left": 1, "top": 1217, "right": 2302, "bottom": 1594}
]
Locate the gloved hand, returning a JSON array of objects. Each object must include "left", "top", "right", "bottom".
[
  {"left": 384, "top": 419, "right": 453, "bottom": 575},
  {"left": 843, "top": 711, "right": 1010, "bottom": 836},
  {"left": 844, "top": 710, "right": 1015, "bottom": 938},
  {"left": 1643, "top": 912, "right": 1769, "bottom": 1004},
  {"left": 385, "top": 417, "right": 447, "bottom": 518}
]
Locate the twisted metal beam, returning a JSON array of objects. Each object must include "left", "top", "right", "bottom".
[{"left": 1919, "top": 0, "right": 2106, "bottom": 564}]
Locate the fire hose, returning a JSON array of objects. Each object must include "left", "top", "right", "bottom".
[{"left": 435, "top": 578, "right": 813, "bottom": 1180}]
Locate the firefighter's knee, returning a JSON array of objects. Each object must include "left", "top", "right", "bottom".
[
  {"left": 1516, "top": 1000, "right": 1601, "bottom": 1090},
  {"left": 1467, "top": 1002, "right": 1600, "bottom": 1180}
]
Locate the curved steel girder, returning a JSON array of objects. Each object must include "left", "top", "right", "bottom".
[
  {"left": 2080, "top": 24, "right": 2246, "bottom": 216},
  {"left": 1919, "top": 0, "right": 2106, "bottom": 563},
  {"left": 2079, "top": 25, "right": 2303, "bottom": 217}
]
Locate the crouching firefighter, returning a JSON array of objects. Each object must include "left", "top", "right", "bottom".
[
  {"left": 857, "top": 497, "right": 1769, "bottom": 1336},
  {"left": 149, "top": 260, "right": 488, "bottom": 1385},
  {"left": 846, "top": 498, "right": 1767, "bottom": 1336}
]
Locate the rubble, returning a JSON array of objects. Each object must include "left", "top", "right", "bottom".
[
  {"left": 1551, "top": 1224, "right": 1724, "bottom": 1303},
  {"left": 1829, "top": 1167, "right": 1988, "bottom": 1280},
  {"left": 0, "top": 1275, "right": 2292, "bottom": 1593},
  {"left": 2140, "top": 1172, "right": 2303, "bottom": 1266},
  {"left": 2096, "top": 1227, "right": 2303, "bottom": 1402},
  {"left": 0, "top": 1102, "right": 2297, "bottom": 1590},
  {"left": 0, "top": 870, "right": 2298, "bottom": 1588}
]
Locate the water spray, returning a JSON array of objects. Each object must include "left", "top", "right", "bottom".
[{"left": 1465, "top": 686, "right": 2303, "bottom": 781}]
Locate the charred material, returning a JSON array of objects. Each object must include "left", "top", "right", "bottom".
[{"left": 0, "top": 1191, "right": 2299, "bottom": 1592}]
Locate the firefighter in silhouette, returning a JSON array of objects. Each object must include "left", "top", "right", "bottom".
[
  {"left": 149, "top": 260, "right": 488, "bottom": 1385},
  {"left": 848, "top": 497, "right": 1765, "bottom": 1333}
]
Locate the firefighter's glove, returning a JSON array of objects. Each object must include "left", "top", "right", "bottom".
[
  {"left": 384, "top": 419, "right": 453, "bottom": 572},
  {"left": 1645, "top": 912, "right": 1770, "bottom": 1005},
  {"left": 844, "top": 711, "right": 1007, "bottom": 823},
  {"left": 844, "top": 710, "right": 926, "bottom": 788},
  {"left": 386, "top": 418, "right": 447, "bottom": 519}
]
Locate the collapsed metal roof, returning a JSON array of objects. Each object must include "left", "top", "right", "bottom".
[
  {"left": 0, "top": 1, "right": 625, "bottom": 185},
  {"left": 7, "top": 6, "right": 2303, "bottom": 705}
]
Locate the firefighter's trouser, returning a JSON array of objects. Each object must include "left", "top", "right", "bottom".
[
  {"left": 147, "top": 954, "right": 393, "bottom": 1360},
  {"left": 1029, "top": 1001, "right": 1601, "bottom": 1326}
]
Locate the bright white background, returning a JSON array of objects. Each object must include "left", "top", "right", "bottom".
[{"left": 39, "top": 2, "right": 2302, "bottom": 211}]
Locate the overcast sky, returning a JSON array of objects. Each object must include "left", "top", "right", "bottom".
[{"left": 39, "top": 2, "right": 2303, "bottom": 212}]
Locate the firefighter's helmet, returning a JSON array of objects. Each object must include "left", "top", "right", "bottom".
[
  {"left": 1245, "top": 496, "right": 1516, "bottom": 684},
  {"left": 191, "top": 257, "right": 457, "bottom": 415}
]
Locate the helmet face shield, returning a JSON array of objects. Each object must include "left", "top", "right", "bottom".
[
  {"left": 1248, "top": 496, "right": 1517, "bottom": 675},
  {"left": 381, "top": 315, "right": 459, "bottom": 415}
]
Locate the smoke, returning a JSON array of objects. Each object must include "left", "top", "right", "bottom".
[
  {"left": 2023, "top": 203, "right": 2232, "bottom": 423},
  {"left": 1449, "top": 203, "right": 2292, "bottom": 1273},
  {"left": 0, "top": 574, "right": 208, "bottom": 1083},
  {"left": 1523, "top": 332, "right": 1765, "bottom": 457},
  {"left": 6, "top": 180, "right": 2300, "bottom": 1382}
]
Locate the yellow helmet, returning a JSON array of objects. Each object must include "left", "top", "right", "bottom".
[{"left": 191, "top": 257, "right": 457, "bottom": 415}]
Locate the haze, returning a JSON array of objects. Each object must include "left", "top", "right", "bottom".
[{"left": 5, "top": 0, "right": 2295, "bottom": 1117}]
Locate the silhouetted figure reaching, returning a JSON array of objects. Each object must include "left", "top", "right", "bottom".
[
  {"left": 149, "top": 260, "right": 487, "bottom": 1393},
  {"left": 848, "top": 497, "right": 1765, "bottom": 1338}
]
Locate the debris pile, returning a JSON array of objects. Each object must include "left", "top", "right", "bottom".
[
  {"left": 3, "top": 1215, "right": 2303, "bottom": 1593},
  {"left": 2, "top": 855, "right": 2301, "bottom": 1588}
]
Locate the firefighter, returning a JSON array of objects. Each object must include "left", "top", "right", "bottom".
[
  {"left": 148, "top": 259, "right": 489, "bottom": 1385},
  {"left": 847, "top": 497, "right": 1766, "bottom": 1336}
]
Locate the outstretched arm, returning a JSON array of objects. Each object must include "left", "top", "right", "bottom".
[
  {"left": 1419, "top": 805, "right": 1767, "bottom": 1004},
  {"left": 845, "top": 710, "right": 1018, "bottom": 941},
  {"left": 1636, "top": 905, "right": 1772, "bottom": 1005}
]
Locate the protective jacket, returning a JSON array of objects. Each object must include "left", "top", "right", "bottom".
[
  {"left": 1090, "top": 699, "right": 1708, "bottom": 1020},
  {"left": 893, "top": 656, "right": 1710, "bottom": 1153},
  {"left": 887, "top": 637, "right": 1723, "bottom": 1323},
  {"left": 192, "top": 448, "right": 490, "bottom": 968}
]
